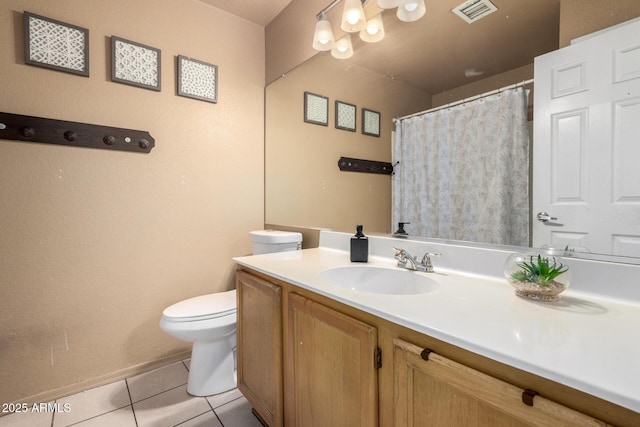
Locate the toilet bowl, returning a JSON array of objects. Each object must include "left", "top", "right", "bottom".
[
  {"left": 159, "top": 290, "right": 237, "bottom": 396},
  {"left": 159, "top": 230, "right": 302, "bottom": 396}
]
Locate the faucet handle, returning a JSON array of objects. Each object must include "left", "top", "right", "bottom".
[
  {"left": 421, "top": 252, "right": 441, "bottom": 261},
  {"left": 393, "top": 247, "right": 413, "bottom": 269},
  {"left": 419, "top": 252, "right": 441, "bottom": 272},
  {"left": 393, "top": 247, "right": 406, "bottom": 260}
]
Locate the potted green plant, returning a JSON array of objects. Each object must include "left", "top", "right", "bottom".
[{"left": 504, "top": 253, "right": 571, "bottom": 302}]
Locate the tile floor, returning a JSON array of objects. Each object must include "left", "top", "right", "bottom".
[{"left": 0, "top": 360, "right": 264, "bottom": 427}]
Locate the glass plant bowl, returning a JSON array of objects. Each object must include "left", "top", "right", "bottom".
[{"left": 504, "top": 253, "right": 571, "bottom": 302}]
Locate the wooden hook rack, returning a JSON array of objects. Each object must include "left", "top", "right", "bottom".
[
  {"left": 338, "top": 156, "right": 394, "bottom": 175},
  {"left": 0, "top": 112, "right": 155, "bottom": 153}
]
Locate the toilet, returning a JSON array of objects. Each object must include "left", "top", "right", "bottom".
[
  {"left": 159, "top": 230, "right": 302, "bottom": 396},
  {"left": 249, "top": 229, "right": 303, "bottom": 254}
]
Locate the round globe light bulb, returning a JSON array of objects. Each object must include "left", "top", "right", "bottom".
[
  {"left": 332, "top": 34, "right": 353, "bottom": 59},
  {"left": 347, "top": 11, "right": 360, "bottom": 25},
  {"left": 404, "top": 2, "right": 418, "bottom": 11},
  {"left": 366, "top": 24, "right": 379, "bottom": 35}
]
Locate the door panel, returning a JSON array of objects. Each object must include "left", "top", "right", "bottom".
[
  {"left": 236, "top": 271, "right": 283, "bottom": 427},
  {"left": 288, "top": 293, "right": 377, "bottom": 427},
  {"left": 533, "top": 19, "right": 640, "bottom": 257}
]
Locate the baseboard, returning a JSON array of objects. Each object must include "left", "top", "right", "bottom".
[{"left": 11, "top": 351, "right": 192, "bottom": 407}]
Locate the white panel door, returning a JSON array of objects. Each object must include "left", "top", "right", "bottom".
[{"left": 533, "top": 18, "right": 640, "bottom": 257}]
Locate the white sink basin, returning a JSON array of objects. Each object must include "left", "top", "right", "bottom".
[{"left": 319, "top": 265, "right": 440, "bottom": 295}]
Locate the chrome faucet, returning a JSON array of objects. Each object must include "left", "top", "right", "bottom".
[{"left": 393, "top": 247, "right": 440, "bottom": 273}]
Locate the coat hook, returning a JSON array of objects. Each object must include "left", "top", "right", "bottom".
[
  {"left": 1, "top": 112, "right": 154, "bottom": 153},
  {"left": 20, "top": 126, "right": 35, "bottom": 137},
  {"left": 64, "top": 130, "right": 78, "bottom": 141}
]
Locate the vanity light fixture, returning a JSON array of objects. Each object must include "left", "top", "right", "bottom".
[
  {"left": 376, "top": 0, "right": 401, "bottom": 8},
  {"left": 359, "top": 12, "right": 385, "bottom": 43},
  {"left": 331, "top": 34, "right": 354, "bottom": 59},
  {"left": 312, "top": 0, "right": 426, "bottom": 57},
  {"left": 397, "top": 0, "right": 426, "bottom": 22},
  {"left": 312, "top": 12, "right": 336, "bottom": 51},
  {"left": 341, "top": 0, "right": 367, "bottom": 32}
]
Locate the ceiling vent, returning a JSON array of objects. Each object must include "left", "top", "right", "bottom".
[{"left": 452, "top": 0, "right": 498, "bottom": 24}]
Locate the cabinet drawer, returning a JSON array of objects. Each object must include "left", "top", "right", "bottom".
[{"left": 393, "top": 338, "right": 608, "bottom": 427}]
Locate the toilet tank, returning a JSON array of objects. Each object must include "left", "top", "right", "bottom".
[{"left": 249, "top": 230, "right": 303, "bottom": 255}]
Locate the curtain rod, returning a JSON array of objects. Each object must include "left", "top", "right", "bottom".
[{"left": 393, "top": 78, "right": 534, "bottom": 123}]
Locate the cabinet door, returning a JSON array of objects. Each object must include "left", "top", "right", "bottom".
[
  {"left": 288, "top": 293, "right": 378, "bottom": 427},
  {"left": 236, "top": 271, "right": 283, "bottom": 427},
  {"left": 393, "top": 338, "right": 608, "bottom": 427}
]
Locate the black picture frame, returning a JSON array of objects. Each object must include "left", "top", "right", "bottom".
[
  {"left": 362, "top": 108, "right": 381, "bottom": 137},
  {"left": 177, "top": 55, "right": 218, "bottom": 103},
  {"left": 24, "top": 12, "right": 89, "bottom": 77},
  {"left": 335, "top": 100, "right": 357, "bottom": 132},
  {"left": 304, "top": 91, "right": 329, "bottom": 126},
  {"left": 111, "top": 36, "right": 161, "bottom": 91}
]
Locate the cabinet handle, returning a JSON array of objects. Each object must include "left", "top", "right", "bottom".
[
  {"left": 522, "top": 388, "right": 539, "bottom": 406},
  {"left": 420, "top": 348, "right": 434, "bottom": 361}
]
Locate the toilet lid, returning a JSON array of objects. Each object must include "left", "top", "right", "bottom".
[{"left": 163, "top": 289, "right": 236, "bottom": 320}]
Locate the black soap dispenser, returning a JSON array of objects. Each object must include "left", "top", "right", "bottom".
[
  {"left": 394, "top": 222, "right": 410, "bottom": 238},
  {"left": 350, "top": 225, "right": 368, "bottom": 263}
]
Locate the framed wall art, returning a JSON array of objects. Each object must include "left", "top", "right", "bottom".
[
  {"left": 362, "top": 108, "right": 381, "bottom": 137},
  {"left": 24, "top": 12, "right": 89, "bottom": 77},
  {"left": 304, "top": 91, "right": 328, "bottom": 126},
  {"left": 111, "top": 36, "right": 161, "bottom": 91},
  {"left": 177, "top": 55, "right": 218, "bottom": 103},
  {"left": 335, "top": 100, "right": 356, "bottom": 132}
]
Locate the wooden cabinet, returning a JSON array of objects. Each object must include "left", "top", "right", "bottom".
[
  {"left": 393, "top": 338, "right": 609, "bottom": 427},
  {"left": 286, "top": 293, "right": 378, "bottom": 427},
  {"left": 236, "top": 267, "right": 637, "bottom": 427},
  {"left": 236, "top": 269, "right": 378, "bottom": 427},
  {"left": 236, "top": 271, "right": 283, "bottom": 427}
]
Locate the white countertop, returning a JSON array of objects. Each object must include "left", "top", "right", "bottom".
[{"left": 234, "top": 231, "right": 640, "bottom": 413}]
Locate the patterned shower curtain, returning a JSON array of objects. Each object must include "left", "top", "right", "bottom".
[{"left": 392, "top": 87, "right": 530, "bottom": 246}]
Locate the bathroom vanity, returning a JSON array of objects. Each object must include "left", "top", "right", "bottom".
[{"left": 233, "top": 231, "right": 640, "bottom": 427}]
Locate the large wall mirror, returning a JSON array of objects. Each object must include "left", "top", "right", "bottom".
[{"left": 265, "top": 0, "right": 640, "bottom": 264}]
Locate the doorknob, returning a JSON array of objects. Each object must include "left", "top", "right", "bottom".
[{"left": 536, "top": 212, "right": 558, "bottom": 223}]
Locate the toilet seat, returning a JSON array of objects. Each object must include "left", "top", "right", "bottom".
[{"left": 162, "top": 290, "right": 236, "bottom": 322}]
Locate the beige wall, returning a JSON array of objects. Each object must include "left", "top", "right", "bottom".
[
  {"left": 265, "top": 54, "right": 431, "bottom": 234},
  {"left": 265, "top": 0, "right": 324, "bottom": 85},
  {"left": 559, "top": 0, "right": 640, "bottom": 47},
  {"left": 432, "top": 64, "right": 534, "bottom": 110},
  {"left": 0, "top": 0, "right": 264, "bottom": 404}
]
